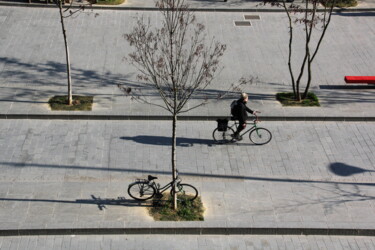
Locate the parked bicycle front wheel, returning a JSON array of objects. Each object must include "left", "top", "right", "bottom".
[
  {"left": 249, "top": 127, "right": 272, "bottom": 145},
  {"left": 128, "top": 181, "right": 156, "bottom": 201},
  {"left": 170, "top": 183, "right": 198, "bottom": 201},
  {"left": 212, "top": 127, "right": 235, "bottom": 144}
]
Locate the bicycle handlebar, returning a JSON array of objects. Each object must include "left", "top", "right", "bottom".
[{"left": 253, "top": 111, "right": 261, "bottom": 123}]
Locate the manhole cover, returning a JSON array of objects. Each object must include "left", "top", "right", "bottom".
[
  {"left": 234, "top": 21, "right": 251, "bottom": 27},
  {"left": 244, "top": 15, "right": 261, "bottom": 20}
]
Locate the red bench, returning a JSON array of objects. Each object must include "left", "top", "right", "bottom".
[{"left": 345, "top": 76, "right": 375, "bottom": 84}]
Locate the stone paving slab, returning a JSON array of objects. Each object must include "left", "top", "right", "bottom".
[{"left": 0, "top": 119, "right": 374, "bottom": 235}]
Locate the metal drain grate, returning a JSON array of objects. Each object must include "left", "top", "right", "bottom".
[
  {"left": 234, "top": 21, "right": 251, "bottom": 27},
  {"left": 244, "top": 15, "right": 261, "bottom": 20}
]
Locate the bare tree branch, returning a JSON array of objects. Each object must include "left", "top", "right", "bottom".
[
  {"left": 262, "top": 0, "right": 336, "bottom": 101},
  {"left": 121, "top": 0, "right": 252, "bottom": 209}
]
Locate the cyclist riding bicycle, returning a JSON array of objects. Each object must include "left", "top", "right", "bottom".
[{"left": 231, "top": 93, "right": 257, "bottom": 140}]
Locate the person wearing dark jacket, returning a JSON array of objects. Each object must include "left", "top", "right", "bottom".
[{"left": 232, "top": 93, "right": 257, "bottom": 140}]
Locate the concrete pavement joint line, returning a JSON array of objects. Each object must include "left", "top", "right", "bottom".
[
  {"left": 1, "top": 228, "right": 375, "bottom": 236},
  {"left": 0, "top": 2, "right": 375, "bottom": 12},
  {"left": 1, "top": 114, "right": 375, "bottom": 121}
]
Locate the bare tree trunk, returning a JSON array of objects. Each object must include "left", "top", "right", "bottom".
[
  {"left": 171, "top": 107, "right": 178, "bottom": 210},
  {"left": 304, "top": 53, "right": 312, "bottom": 99},
  {"left": 302, "top": 2, "right": 316, "bottom": 100},
  {"left": 283, "top": 1, "right": 296, "bottom": 97},
  {"left": 303, "top": 2, "right": 335, "bottom": 99},
  {"left": 294, "top": 0, "right": 312, "bottom": 102},
  {"left": 58, "top": 0, "right": 73, "bottom": 105}
]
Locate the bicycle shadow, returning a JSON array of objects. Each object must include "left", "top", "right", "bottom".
[
  {"left": 215, "top": 141, "right": 261, "bottom": 147},
  {"left": 120, "top": 135, "right": 214, "bottom": 147},
  {"left": 81, "top": 195, "right": 152, "bottom": 210},
  {"left": 0, "top": 195, "right": 152, "bottom": 211}
]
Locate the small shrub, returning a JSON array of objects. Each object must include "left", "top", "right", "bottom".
[
  {"left": 48, "top": 95, "right": 93, "bottom": 111},
  {"left": 95, "top": 0, "right": 125, "bottom": 5},
  {"left": 149, "top": 194, "right": 204, "bottom": 221},
  {"left": 321, "top": 0, "right": 357, "bottom": 7},
  {"left": 276, "top": 92, "right": 320, "bottom": 107}
]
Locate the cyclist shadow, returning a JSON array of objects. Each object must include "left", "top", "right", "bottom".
[{"left": 120, "top": 135, "right": 214, "bottom": 147}]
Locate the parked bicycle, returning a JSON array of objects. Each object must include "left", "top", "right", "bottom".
[
  {"left": 213, "top": 114, "right": 272, "bottom": 145},
  {"left": 128, "top": 171, "right": 198, "bottom": 201}
]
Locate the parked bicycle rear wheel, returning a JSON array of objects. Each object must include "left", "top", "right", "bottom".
[
  {"left": 249, "top": 127, "right": 272, "bottom": 145},
  {"left": 170, "top": 183, "right": 198, "bottom": 201},
  {"left": 128, "top": 181, "right": 156, "bottom": 201},
  {"left": 212, "top": 127, "right": 235, "bottom": 144}
]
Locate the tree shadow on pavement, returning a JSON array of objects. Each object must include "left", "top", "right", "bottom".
[
  {"left": 0, "top": 57, "right": 121, "bottom": 88},
  {"left": 318, "top": 89, "right": 375, "bottom": 105},
  {"left": 270, "top": 162, "right": 375, "bottom": 214},
  {"left": 0, "top": 195, "right": 151, "bottom": 211},
  {"left": 0, "top": 56, "right": 266, "bottom": 104},
  {"left": 329, "top": 162, "right": 375, "bottom": 177},
  {"left": 2, "top": 161, "right": 375, "bottom": 187},
  {"left": 120, "top": 135, "right": 215, "bottom": 147},
  {"left": 334, "top": 12, "right": 375, "bottom": 17},
  {"left": 264, "top": 181, "right": 375, "bottom": 217},
  {"left": 283, "top": 181, "right": 375, "bottom": 216}
]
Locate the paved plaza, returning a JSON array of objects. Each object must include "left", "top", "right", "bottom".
[
  {"left": 1, "top": 120, "right": 375, "bottom": 231},
  {"left": 0, "top": 1, "right": 375, "bottom": 249},
  {"left": 1, "top": 234, "right": 375, "bottom": 249},
  {"left": 0, "top": 5, "right": 374, "bottom": 119}
]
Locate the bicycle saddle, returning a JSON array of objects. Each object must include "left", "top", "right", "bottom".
[{"left": 148, "top": 175, "right": 158, "bottom": 181}]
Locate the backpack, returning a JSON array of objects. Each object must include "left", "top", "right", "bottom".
[{"left": 230, "top": 100, "right": 239, "bottom": 117}]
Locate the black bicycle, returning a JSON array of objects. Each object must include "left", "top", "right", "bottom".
[
  {"left": 128, "top": 172, "right": 198, "bottom": 201},
  {"left": 213, "top": 115, "right": 272, "bottom": 145}
]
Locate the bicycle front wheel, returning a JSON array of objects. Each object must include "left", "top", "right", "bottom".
[
  {"left": 128, "top": 181, "right": 156, "bottom": 201},
  {"left": 171, "top": 183, "right": 198, "bottom": 201},
  {"left": 212, "top": 127, "right": 235, "bottom": 144},
  {"left": 249, "top": 127, "right": 272, "bottom": 145}
]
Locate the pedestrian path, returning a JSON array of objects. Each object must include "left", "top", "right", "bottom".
[
  {"left": 1, "top": 0, "right": 375, "bottom": 11},
  {"left": 0, "top": 6, "right": 374, "bottom": 121},
  {"left": 1, "top": 234, "right": 374, "bottom": 249},
  {"left": 0, "top": 119, "right": 374, "bottom": 236}
]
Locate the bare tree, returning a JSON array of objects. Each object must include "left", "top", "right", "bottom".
[
  {"left": 263, "top": 0, "right": 336, "bottom": 101},
  {"left": 120, "top": 0, "right": 234, "bottom": 209},
  {"left": 53, "top": 0, "right": 94, "bottom": 105}
]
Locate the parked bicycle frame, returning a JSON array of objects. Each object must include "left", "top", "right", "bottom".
[{"left": 128, "top": 171, "right": 198, "bottom": 201}]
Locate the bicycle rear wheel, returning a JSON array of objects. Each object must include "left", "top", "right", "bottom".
[
  {"left": 171, "top": 183, "right": 198, "bottom": 201},
  {"left": 128, "top": 181, "right": 156, "bottom": 201},
  {"left": 249, "top": 127, "right": 272, "bottom": 145},
  {"left": 212, "top": 127, "right": 235, "bottom": 144}
]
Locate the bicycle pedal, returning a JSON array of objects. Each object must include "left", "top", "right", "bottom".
[
  {"left": 155, "top": 193, "right": 163, "bottom": 198},
  {"left": 231, "top": 134, "right": 241, "bottom": 140},
  {"left": 231, "top": 135, "right": 242, "bottom": 141}
]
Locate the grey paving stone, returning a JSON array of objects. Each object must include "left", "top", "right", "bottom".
[{"left": 364, "top": 237, "right": 375, "bottom": 249}]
